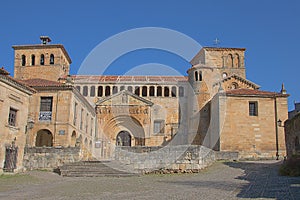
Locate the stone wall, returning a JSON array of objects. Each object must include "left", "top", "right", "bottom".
[
  {"left": 285, "top": 113, "right": 300, "bottom": 157},
  {"left": 114, "top": 145, "right": 216, "bottom": 173},
  {"left": 23, "top": 146, "right": 81, "bottom": 170}
]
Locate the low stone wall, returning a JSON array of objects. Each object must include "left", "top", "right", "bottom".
[
  {"left": 23, "top": 146, "right": 81, "bottom": 170},
  {"left": 115, "top": 145, "right": 216, "bottom": 173},
  {"left": 285, "top": 113, "right": 300, "bottom": 157}
]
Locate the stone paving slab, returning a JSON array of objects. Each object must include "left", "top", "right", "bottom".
[{"left": 0, "top": 160, "right": 299, "bottom": 200}]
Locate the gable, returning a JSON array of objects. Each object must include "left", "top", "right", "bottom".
[
  {"left": 96, "top": 90, "right": 153, "bottom": 106},
  {"left": 214, "top": 74, "right": 260, "bottom": 91}
]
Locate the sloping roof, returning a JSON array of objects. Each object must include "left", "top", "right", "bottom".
[
  {"left": 21, "top": 78, "right": 64, "bottom": 87},
  {"left": 214, "top": 74, "right": 260, "bottom": 89},
  {"left": 225, "top": 88, "right": 289, "bottom": 98},
  {"left": 71, "top": 75, "right": 188, "bottom": 83}
]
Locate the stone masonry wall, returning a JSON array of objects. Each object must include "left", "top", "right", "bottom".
[
  {"left": 115, "top": 145, "right": 216, "bottom": 173},
  {"left": 285, "top": 113, "right": 300, "bottom": 157},
  {"left": 23, "top": 147, "right": 81, "bottom": 170}
]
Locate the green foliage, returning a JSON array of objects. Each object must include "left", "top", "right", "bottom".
[{"left": 279, "top": 155, "right": 300, "bottom": 176}]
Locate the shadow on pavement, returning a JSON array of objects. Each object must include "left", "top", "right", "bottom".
[{"left": 224, "top": 161, "right": 300, "bottom": 200}]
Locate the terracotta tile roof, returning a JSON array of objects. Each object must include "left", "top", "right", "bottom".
[
  {"left": 0, "top": 67, "right": 10, "bottom": 75},
  {"left": 71, "top": 75, "right": 188, "bottom": 83},
  {"left": 225, "top": 89, "right": 289, "bottom": 97},
  {"left": 21, "top": 78, "right": 64, "bottom": 87}
]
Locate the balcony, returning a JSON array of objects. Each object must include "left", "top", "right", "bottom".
[{"left": 39, "top": 111, "right": 52, "bottom": 121}]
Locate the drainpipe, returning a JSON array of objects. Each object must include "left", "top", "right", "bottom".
[{"left": 274, "top": 95, "right": 279, "bottom": 160}]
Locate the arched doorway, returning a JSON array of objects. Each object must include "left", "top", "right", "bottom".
[
  {"left": 71, "top": 131, "right": 76, "bottom": 147},
  {"left": 116, "top": 131, "right": 132, "bottom": 146},
  {"left": 35, "top": 129, "right": 53, "bottom": 147}
]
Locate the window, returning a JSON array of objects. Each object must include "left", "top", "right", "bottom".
[
  {"left": 127, "top": 86, "right": 133, "bottom": 93},
  {"left": 105, "top": 86, "right": 110, "bottom": 96},
  {"left": 154, "top": 120, "right": 164, "bottom": 134},
  {"left": 171, "top": 86, "right": 177, "bottom": 97},
  {"left": 199, "top": 71, "right": 202, "bottom": 81},
  {"left": 21, "top": 55, "right": 26, "bottom": 66},
  {"left": 164, "top": 87, "right": 169, "bottom": 97},
  {"left": 50, "top": 54, "right": 54, "bottom": 65},
  {"left": 142, "top": 86, "right": 147, "bottom": 97},
  {"left": 83, "top": 86, "right": 88, "bottom": 96},
  {"left": 31, "top": 54, "right": 35, "bottom": 66},
  {"left": 40, "top": 54, "right": 45, "bottom": 65},
  {"left": 157, "top": 86, "right": 162, "bottom": 97},
  {"left": 179, "top": 86, "right": 184, "bottom": 97},
  {"left": 76, "top": 86, "right": 80, "bottom": 92},
  {"left": 73, "top": 102, "right": 77, "bottom": 126},
  {"left": 120, "top": 86, "right": 125, "bottom": 91},
  {"left": 149, "top": 86, "right": 155, "bottom": 96},
  {"left": 8, "top": 108, "right": 17, "bottom": 126},
  {"left": 113, "top": 86, "right": 118, "bottom": 94},
  {"left": 135, "top": 86, "right": 140, "bottom": 96},
  {"left": 249, "top": 101, "right": 258, "bottom": 116},
  {"left": 90, "top": 86, "right": 95, "bottom": 97},
  {"left": 39, "top": 97, "right": 53, "bottom": 121},
  {"left": 98, "top": 86, "right": 103, "bottom": 97},
  {"left": 195, "top": 71, "right": 198, "bottom": 81}
]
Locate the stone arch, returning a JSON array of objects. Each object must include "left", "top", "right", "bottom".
[
  {"left": 35, "top": 129, "right": 53, "bottom": 147},
  {"left": 227, "top": 54, "right": 233, "bottom": 68},
  {"left": 116, "top": 131, "right": 132, "bottom": 146},
  {"left": 71, "top": 131, "right": 76, "bottom": 147},
  {"left": 234, "top": 53, "right": 240, "bottom": 68}
]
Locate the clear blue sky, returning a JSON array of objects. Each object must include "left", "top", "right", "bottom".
[{"left": 0, "top": 0, "right": 299, "bottom": 110}]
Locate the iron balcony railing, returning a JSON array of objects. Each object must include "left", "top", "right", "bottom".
[{"left": 39, "top": 111, "right": 52, "bottom": 121}]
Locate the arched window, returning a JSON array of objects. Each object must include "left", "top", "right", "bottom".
[
  {"left": 179, "top": 86, "right": 184, "bottom": 97},
  {"left": 76, "top": 86, "right": 80, "bottom": 92},
  {"left": 21, "top": 55, "right": 26, "bottom": 66},
  {"left": 171, "top": 86, "right": 177, "bottom": 97},
  {"left": 105, "top": 86, "right": 110, "bottom": 96},
  {"left": 149, "top": 86, "right": 155, "bottom": 96},
  {"left": 157, "top": 86, "right": 162, "bottom": 97},
  {"left": 142, "top": 86, "right": 147, "bottom": 97},
  {"left": 97, "top": 86, "right": 103, "bottom": 97},
  {"left": 135, "top": 86, "right": 140, "bottom": 96},
  {"left": 227, "top": 54, "right": 233, "bottom": 68},
  {"left": 164, "top": 87, "right": 169, "bottom": 97},
  {"left": 120, "top": 86, "right": 125, "bottom": 91},
  {"left": 234, "top": 54, "right": 240, "bottom": 68},
  {"left": 83, "top": 86, "right": 88, "bottom": 96},
  {"left": 199, "top": 71, "right": 202, "bottom": 81},
  {"left": 222, "top": 72, "right": 228, "bottom": 78},
  {"left": 127, "top": 86, "right": 133, "bottom": 93},
  {"left": 90, "top": 86, "right": 95, "bottom": 97},
  {"left": 50, "top": 54, "right": 54, "bottom": 65},
  {"left": 31, "top": 54, "right": 35, "bottom": 66},
  {"left": 40, "top": 54, "right": 45, "bottom": 65},
  {"left": 113, "top": 86, "right": 118, "bottom": 94},
  {"left": 195, "top": 71, "right": 198, "bottom": 81}
]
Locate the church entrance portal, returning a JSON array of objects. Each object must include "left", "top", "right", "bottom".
[
  {"left": 116, "top": 131, "right": 131, "bottom": 146},
  {"left": 35, "top": 129, "right": 53, "bottom": 147}
]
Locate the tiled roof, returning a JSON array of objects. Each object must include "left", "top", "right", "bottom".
[
  {"left": 225, "top": 89, "right": 289, "bottom": 97},
  {"left": 71, "top": 75, "right": 188, "bottom": 83},
  {"left": 21, "top": 78, "right": 64, "bottom": 87}
]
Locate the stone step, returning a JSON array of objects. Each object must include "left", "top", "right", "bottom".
[{"left": 59, "top": 160, "right": 139, "bottom": 177}]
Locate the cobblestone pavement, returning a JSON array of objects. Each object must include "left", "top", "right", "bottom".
[{"left": 0, "top": 160, "right": 299, "bottom": 200}]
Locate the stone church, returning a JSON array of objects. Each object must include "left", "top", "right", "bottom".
[{"left": 0, "top": 36, "right": 289, "bottom": 172}]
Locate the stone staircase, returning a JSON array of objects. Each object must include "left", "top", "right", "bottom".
[{"left": 58, "top": 160, "right": 140, "bottom": 177}]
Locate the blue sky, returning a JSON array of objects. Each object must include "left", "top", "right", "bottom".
[{"left": 0, "top": 0, "right": 299, "bottom": 110}]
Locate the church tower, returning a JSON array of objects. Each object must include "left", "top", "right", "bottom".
[{"left": 13, "top": 36, "right": 72, "bottom": 81}]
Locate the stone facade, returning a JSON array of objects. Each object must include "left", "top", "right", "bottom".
[{"left": 284, "top": 113, "right": 300, "bottom": 157}]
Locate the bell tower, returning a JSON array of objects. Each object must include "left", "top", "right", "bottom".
[{"left": 13, "top": 36, "right": 72, "bottom": 82}]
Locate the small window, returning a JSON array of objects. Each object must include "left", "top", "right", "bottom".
[
  {"left": 179, "top": 86, "right": 184, "bottom": 97},
  {"left": 98, "top": 86, "right": 103, "bottom": 97},
  {"left": 21, "top": 55, "right": 26, "bottom": 66},
  {"left": 195, "top": 71, "right": 198, "bottom": 81},
  {"left": 142, "top": 86, "right": 147, "bottom": 97},
  {"left": 76, "top": 86, "right": 81, "bottom": 92},
  {"left": 164, "top": 87, "right": 169, "bottom": 97},
  {"left": 105, "top": 86, "right": 110, "bottom": 96},
  {"left": 199, "top": 71, "right": 202, "bottom": 81},
  {"left": 90, "top": 86, "right": 95, "bottom": 97},
  {"left": 135, "top": 86, "right": 140, "bottom": 96},
  {"left": 31, "top": 54, "right": 35, "bottom": 66},
  {"left": 113, "top": 86, "right": 118, "bottom": 94},
  {"left": 8, "top": 108, "right": 17, "bottom": 126},
  {"left": 83, "top": 86, "right": 88, "bottom": 96},
  {"left": 149, "top": 86, "right": 155, "bottom": 96},
  {"left": 50, "top": 54, "right": 54, "bottom": 65},
  {"left": 40, "top": 54, "right": 45, "bottom": 65},
  {"left": 120, "top": 86, "right": 125, "bottom": 91},
  {"left": 171, "top": 86, "right": 177, "bottom": 97},
  {"left": 127, "top": 86, "right": 133, "bottom": 93},
  {"left": 249, "top": 101, "right": 258, "bottom": 116},
  {"left": 154, "top": 120, "right": 164, "bottom": 134},
  {"left": 157, "top": 86, "right": 162, "bottom": 97}
]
